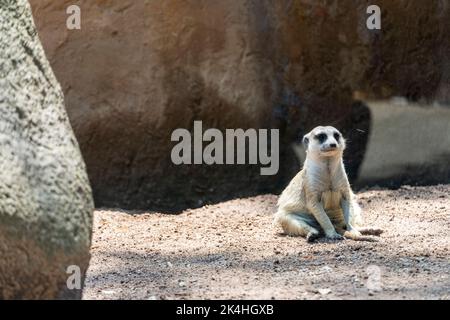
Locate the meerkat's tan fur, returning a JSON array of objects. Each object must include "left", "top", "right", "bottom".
[{"left": 274, "top": 126, "right": 382, "bottom": 242}]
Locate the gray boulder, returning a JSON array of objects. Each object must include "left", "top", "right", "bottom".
[{"left": 0, "top": 0, "right": 93, "bottom": 299}]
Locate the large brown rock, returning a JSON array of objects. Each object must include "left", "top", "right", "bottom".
[
  {"left": 360, "top": 1, "right": 450, "bottom": 101},
  {"left": 0, "top": 0, "right": 93, "bottom": 299},
  {"left": 29, "top": 1, "right": 450, "bottom": 210}
]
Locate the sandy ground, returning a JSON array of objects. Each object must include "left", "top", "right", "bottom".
[{"left": 83, "top": 184, "right": 450, "bottom": 300}]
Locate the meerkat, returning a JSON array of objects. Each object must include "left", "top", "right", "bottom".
[{"left": 274, "top": 126, "right": 383, "bottom": 242}]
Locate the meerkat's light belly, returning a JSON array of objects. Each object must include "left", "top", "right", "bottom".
[
  {"left": 321, "top": 190, "right": 341, "bottom": 209},
  {"left": 321, "top": 190, "right": 345, "bottom": 225}
]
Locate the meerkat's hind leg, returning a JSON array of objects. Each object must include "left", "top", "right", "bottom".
[
  {"left": 343, "top": 231, "right": 380, "bottom": 242},
  {"left": 275, "top": 212, "right": 320, "bottom": 242},
  {"left": 357, "top": 227, "right": 383, "bottom": 236}
]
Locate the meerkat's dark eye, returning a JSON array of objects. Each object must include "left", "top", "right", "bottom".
[
  {"left": 315, "top": 133, "right": 327, "bottom": 144},
  {"left": 334, "top": 132, "right": 340, "bottom": 142}
]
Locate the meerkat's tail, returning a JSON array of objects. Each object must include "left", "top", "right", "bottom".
[{"left": 358, "top": 227, "right": 384, "bottom": 236}]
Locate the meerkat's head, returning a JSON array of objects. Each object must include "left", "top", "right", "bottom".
[{"left": 302, "top": 126, "right": 346, "bottom": 158}]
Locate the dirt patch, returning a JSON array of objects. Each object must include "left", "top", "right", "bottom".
[{"left": 83, "top": 185, "right": 450, "bottom": 300}]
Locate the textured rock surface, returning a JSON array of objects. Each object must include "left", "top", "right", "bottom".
[
  {"left": 362, "top": 1, "right": 450, "bottom": 101},
  {"left": 0, "top": 0, "right": 93, "bottom": 299},
  {"left": 29, "top": 0, "right": 450, "bottom": 210}
]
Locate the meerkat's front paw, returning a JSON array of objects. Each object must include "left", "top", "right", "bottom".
[
  {"left": 325, "top": 231, "right": 345, "bottom": 240},
  {"left": 306, "top": 230, "right": 320, "bottom": 242}
]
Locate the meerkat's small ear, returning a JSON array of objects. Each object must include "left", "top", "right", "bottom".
[{"left": 302, "top": 135, "right": 309, "bottom": 149}]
